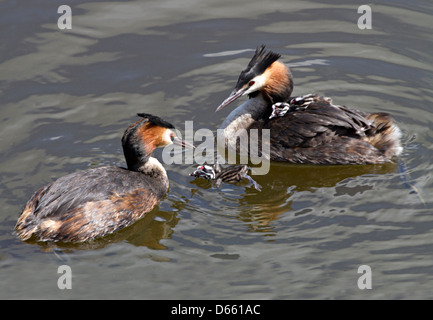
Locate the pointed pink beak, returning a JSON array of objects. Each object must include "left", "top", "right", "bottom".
[{"left": 215, "top": 87, "right": 248, "bottom": 112}]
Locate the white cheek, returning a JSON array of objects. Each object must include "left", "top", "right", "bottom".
[
  {"left": 163, "top": 130, "right": 174, "bottom": 145},
  {"left": 244, "top": 74, "right": 267, "bottom": 95}
]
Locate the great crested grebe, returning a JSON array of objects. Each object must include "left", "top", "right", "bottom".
[
  {"left": 15, "top": 113, "right": 193, "bottom": 242},
  {"left": 190, "top": 163, "right": 261, "bottom": 191},
  {"left": 216, "top": 45, "right": 403, "bottom": 165}
]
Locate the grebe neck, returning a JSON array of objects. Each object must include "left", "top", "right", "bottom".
[
  {"left": 219, "top": 94, "right": 269, "bottom": 132},
  {"left": 137, "top": 156, "right": 169, "bottom": 190},
  {"left": 123, "top": 145, "right": 169, "bottom": 191}
]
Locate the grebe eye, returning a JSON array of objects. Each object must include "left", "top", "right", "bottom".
[
  {"left": 249, "top": 81, "right": 255, "bottom": 86},
  {"left": 170, "top": 133, "right": 175, "bottom": 141}
]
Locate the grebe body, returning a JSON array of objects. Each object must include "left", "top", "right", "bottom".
[
  {"left": 15, "top": 114, "right": 192, "bottom": 242},
  {"left": 216, "top": 45, "right": 402, "bottom": 165}
]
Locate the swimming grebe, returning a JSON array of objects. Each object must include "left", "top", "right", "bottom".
[
  {"left": 190, "top": 163, "right": 261, "bottom": 191},
  {"left": 216, "top": 45, "right": 403, "bottom": 165},
  {"left": 15, "top": 113, "right": 193, "bottom": 242}
]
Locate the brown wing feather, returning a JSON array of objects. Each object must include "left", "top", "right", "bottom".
[
  {"left": 39, "top": 188, "right": 159, "bottom": 242},
  {"left": 15, "top": 167, "right": 164, "bottom": 242},
  {"left": 250, "top": 99, "right": 397, "bottom": 164}
]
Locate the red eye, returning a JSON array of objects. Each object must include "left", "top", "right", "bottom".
[{"left": 249, "top": 81, "right": 255, "bottom": 86}]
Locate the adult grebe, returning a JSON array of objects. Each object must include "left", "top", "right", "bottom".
[
  {"left": 15, "top": 113, "right": 193, "bottom": 242},
  {"left": 216, "top": 45, "right": 403, "bottom": 165}
]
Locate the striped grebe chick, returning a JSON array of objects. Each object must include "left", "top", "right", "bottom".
[{"left": 190, "top": 163, "right": 261, "bottom": 191}]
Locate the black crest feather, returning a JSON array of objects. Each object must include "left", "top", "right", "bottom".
[
  {"left": 236, "top": 45, "right": 281, "bottom": 89},
  {"left": 137, "top": 113, "right": 175, "bottom": 129},
  {"left": 248, "top": 45, "right": 281, "bottom": 74}
]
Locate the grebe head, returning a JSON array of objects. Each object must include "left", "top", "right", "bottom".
[
  {"left": 122, "top": 113, "right": 193, "bottom": 171},
  {"left": 269, "top": 102, "right": 291, "bottom": 119},
  {"left": 189, "top": 165, "right": 216, "bottom": 180},
  {"left": 216, "top": 45, "right": 294, "bottom": 112}
]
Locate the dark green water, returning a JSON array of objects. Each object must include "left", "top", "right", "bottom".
[{"left": 1, "top": 0, "right": 432, "bottom": 299}]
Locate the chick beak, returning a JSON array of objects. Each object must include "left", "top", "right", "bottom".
[
  {"left": 172, "top": 137, "right": 195, "bottom": 149},
  {"left": 215, "top": 87, "right": 248, "bottom": 112}
]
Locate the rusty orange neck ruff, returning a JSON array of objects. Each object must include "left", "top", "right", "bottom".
[
  {"left": 122, "top": 120, "right": 169, "bottom": 172},
  {"left": 259, "top": 61, "right": 293, "bottom": 105}
]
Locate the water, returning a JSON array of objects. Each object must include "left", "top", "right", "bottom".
[{"left": 1, "top": 0, "right": 432, "bottom": 299}]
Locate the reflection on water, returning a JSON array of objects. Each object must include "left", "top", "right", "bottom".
[
  {"left": 23, "top": 207, "right": 180, "bottom": 252},
  {"left": 1, "top": 0, "right": 433, "bottom": 299},
  {"left": 190, "top": 160, "right": 400, "bottom": 233}
]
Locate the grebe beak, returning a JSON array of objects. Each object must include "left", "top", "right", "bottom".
[
  {"left": 172, "top": 137, "right": 195, "bottom": 149},
  {"left": 215, "top": 87, "right": 248, "bottom": 112}
]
